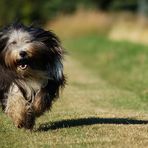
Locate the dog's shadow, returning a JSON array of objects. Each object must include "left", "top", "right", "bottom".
[{"left": 36, "top": 117, "right": 148, "bottom": 132}]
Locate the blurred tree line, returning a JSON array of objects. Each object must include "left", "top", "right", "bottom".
[{"left": 0, "top": 0, "right": 147, "bottom": 26}]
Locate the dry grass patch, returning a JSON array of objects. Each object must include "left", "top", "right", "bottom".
[
  {"left": 109, "top": 13, "right": 148, "bottom": 45},
  {"left": 47, "top": 10, "right": 148, "bottom": 45},
  {"left": 47, "top": 9, "right": 113, "bottom": 38}
]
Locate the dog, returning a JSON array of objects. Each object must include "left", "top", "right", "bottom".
[{"left": 0, "top": 22, "right": 65, "bottom": 129}]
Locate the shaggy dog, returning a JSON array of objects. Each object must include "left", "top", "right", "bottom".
[{"left": 0, "top": 23, "right": 65, "bottom": 129}]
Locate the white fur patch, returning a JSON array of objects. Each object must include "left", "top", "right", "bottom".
[{"left": 8, "top": 30, "right": 31, "bottom": 46}]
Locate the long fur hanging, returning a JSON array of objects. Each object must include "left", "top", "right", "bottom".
[{"left": 0, "top": 23, "right": 65, "bottom": 129}]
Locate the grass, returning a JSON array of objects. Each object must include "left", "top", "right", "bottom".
[
  {"left": 48, "top": 10, "right": 112, "bottom": 38},
  {"left": 49, "top": 10, "right": 148, "bottom": 45},
  {"left": 64, "top": 33, "right": 148, "bottom": 111},
  {"left": 0, "top": 33, "right": 148, "bottom": 147}
]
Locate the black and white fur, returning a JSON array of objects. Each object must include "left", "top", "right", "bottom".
[{"left": 0, "top": 23, "right": 65, "bottom": 129}]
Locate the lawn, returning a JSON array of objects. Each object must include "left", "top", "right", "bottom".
[
  {"left": 64, "top": 34, "right": 148, "bottom": 111},
  {"left": 0, "top": 33, "right": 148, "bottom": 147}
]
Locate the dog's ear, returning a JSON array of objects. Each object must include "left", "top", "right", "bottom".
[
  {"left": 45, "top": 32, "right": 65, "bottom": 89},
  {"left": 47, "top": 31, "right": 65, "bottom": 86},
  {"left": 42, "top": 31, "right": 66, "bottom": 99},
  {"left": 0, "top": 31, "right": 8, "bottom": 53},
  {"left": 47, "top": 57, "right": 65, "bottom": 85},
  {"left": 29, "top": 27, "right": 65, "bottom": 87},
  {"left": 29, "top": 26, "right": 62, "bottom": 53}
]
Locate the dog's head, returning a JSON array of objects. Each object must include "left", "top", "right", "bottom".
[{"left": 0, "top": 23, "right": 65, "bottom": 85}]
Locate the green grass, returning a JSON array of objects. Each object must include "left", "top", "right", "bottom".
[
  {"left": 0, "top": 33, "right": 148, "bottom": 147},
  {"left": 64, "top": 33, "right": 148, "bottom": 111}
]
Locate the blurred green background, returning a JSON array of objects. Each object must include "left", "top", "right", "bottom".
[{"left": 0, "top": 0, "right": 147, "bottom": 26}]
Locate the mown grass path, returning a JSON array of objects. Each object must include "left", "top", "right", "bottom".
[{"left": 0, "top": 56, "right": 148, "bottom": 148}]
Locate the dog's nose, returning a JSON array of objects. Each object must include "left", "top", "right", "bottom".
[{"left": 19, "top": 51, "right": 27, "bottom": 57}]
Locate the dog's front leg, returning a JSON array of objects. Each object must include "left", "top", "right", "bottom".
[
  {"left": 33, "top": 88, "right": 52, "bottom": 117},
  {"left": 5, "top": 84, "right": 35, "bottom": 129}
]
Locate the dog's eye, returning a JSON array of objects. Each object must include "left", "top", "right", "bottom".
[
  {"left": 11, "top": 41, "right": 17, "bottom": 45},
  {"left": 25, "top": 40, "right": 31, "bottom": 43}
]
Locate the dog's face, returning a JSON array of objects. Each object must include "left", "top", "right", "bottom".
[
  {"left": 0, "top": 23, "right": 63, "bottom": 81},
  {"left": 2, "top": 29, "right": 49, "bottom": 79}
]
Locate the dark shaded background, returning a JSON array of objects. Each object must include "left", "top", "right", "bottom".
[{"left": 0, "top": 0, "right": 147, "bottom": 26}]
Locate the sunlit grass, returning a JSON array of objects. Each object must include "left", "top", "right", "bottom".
[{"left": 64, "top": 33, "right": 148, "bottom": 111}]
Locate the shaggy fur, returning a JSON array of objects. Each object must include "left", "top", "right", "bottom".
[{"left": 0, "top": 23, "right": 65, "bottom": 129}]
